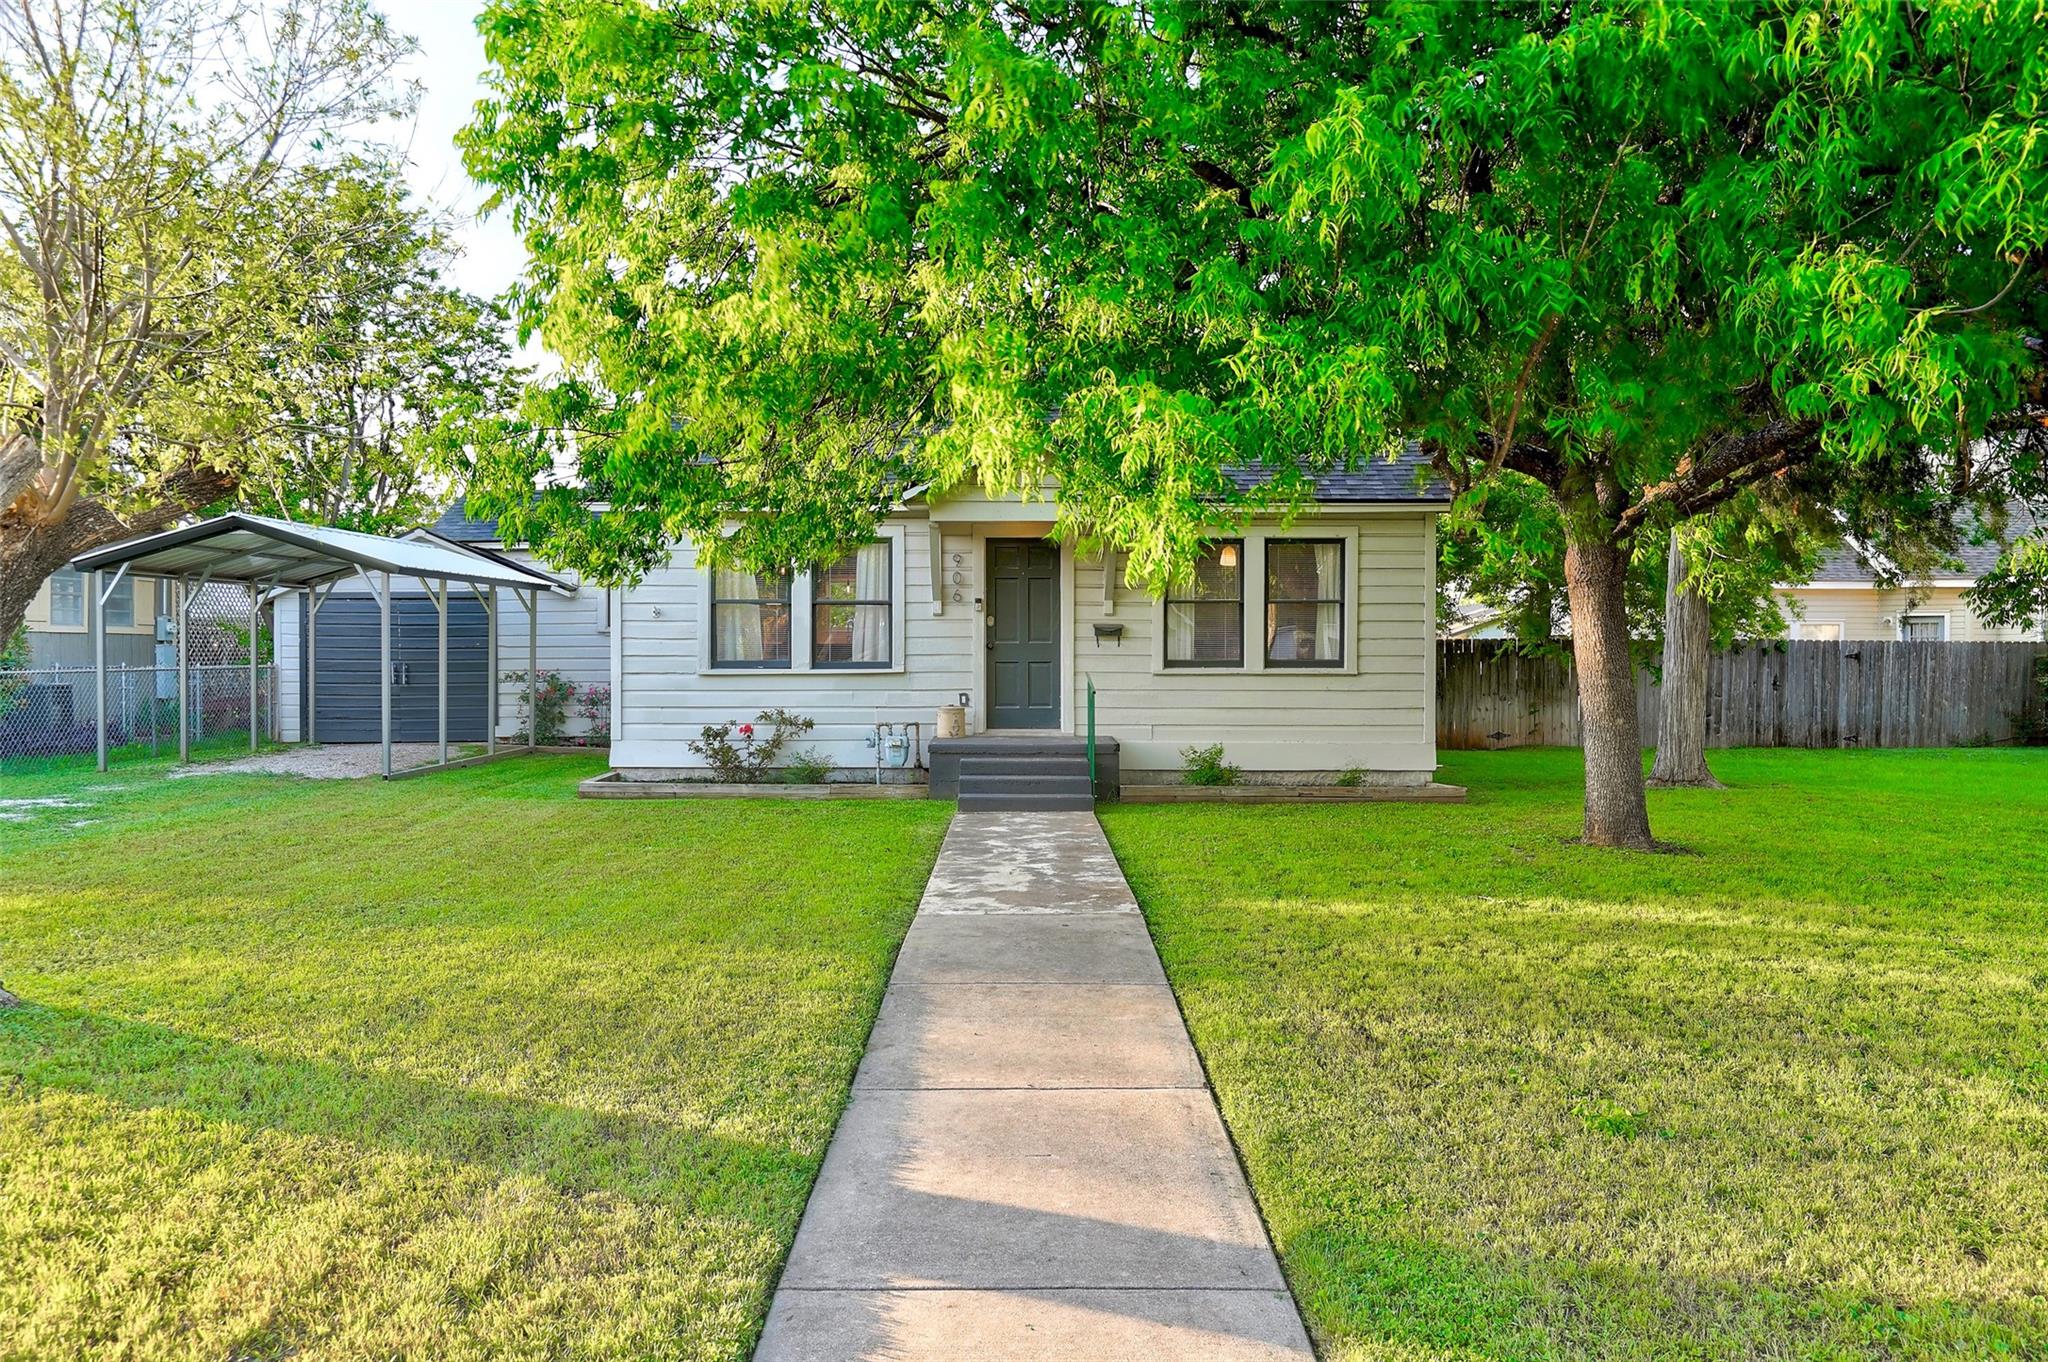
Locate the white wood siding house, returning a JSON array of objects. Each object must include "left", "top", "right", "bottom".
[
  {"left": 610, "top": 452, "right": 1450, "bottom": 786},
  {"left": 1774, "top": 506, "right": 2045, "bottom": 643}
]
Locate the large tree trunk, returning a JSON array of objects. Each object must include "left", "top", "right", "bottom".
[
  {"left": 1562, "top": 529, "right": 1655, "bottom": 848},
  {"left": 1650, "top": 528, "right": 1723, "bottom": 789},
  {"left": 1, "top": 464, "right": 239, "bottom": 642}
]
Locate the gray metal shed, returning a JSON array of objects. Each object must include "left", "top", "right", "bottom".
[{"left": 68, "top": 513, "right": 566, "bottom": 777}]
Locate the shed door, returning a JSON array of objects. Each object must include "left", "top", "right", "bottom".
[
  {"left": 305, "top": 595, "right": 490, "bottom": 742},
  {"left": 987, "top": 540, "right": 1060, "bottom": 729}
]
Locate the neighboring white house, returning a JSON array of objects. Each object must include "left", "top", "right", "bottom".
[
  {"left": 1776, "top": 509, "right": 2044, "bottom": 642},
  {"left": 1442, "top": 507, "right": 2046, "bottom": 645},
  {"left": 606, "top": 450, "right": 1451, "bottom": 786}
]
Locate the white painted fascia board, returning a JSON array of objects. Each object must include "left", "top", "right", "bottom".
[{"left": 405, "top": 528, "right": 580, "bottom": 597}]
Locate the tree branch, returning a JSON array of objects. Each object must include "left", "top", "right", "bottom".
[
  {"left": 1186, "top": 155, "right": 1258, "bottom": 217},
  {"left": 1612, "top": 418, "right": 1822, "bottom": 542}
]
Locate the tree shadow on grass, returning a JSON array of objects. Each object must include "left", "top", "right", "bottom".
[{"left": 0, "top": 1001, "right": 816, "bottom": 1218}]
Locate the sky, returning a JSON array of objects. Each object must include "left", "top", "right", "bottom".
[{"left": 377, "top": 5, "right": 544, "bottom": 364}]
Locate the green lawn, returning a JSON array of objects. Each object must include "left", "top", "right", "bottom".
[
  {"left": 1102, "top": 748, "right": 2048, "bottom": 1362},
  {"left": 0, "top": 756, "right": 952, "bottom": 1361}
]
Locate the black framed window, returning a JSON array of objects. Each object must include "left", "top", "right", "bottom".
[
  {"left": 711, "top": 565, "right": 792, "bottom": 667},
  {"left": 813, "top": 541, "right": 892, "bottom": 668},
  {"left": 1265, "top": 539, "right": 1344, "bottom": 666},
  {"left": 1164, "top": 540, "right": 1243, "bottom": 666}
]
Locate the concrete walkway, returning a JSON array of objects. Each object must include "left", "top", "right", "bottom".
[{"left": 756, "top": 812, "right": 1313, "bottom": 1361}]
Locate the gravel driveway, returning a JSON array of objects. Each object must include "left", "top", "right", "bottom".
[{"left": 171, "top": 743, "right": 464, "bottom": 779}]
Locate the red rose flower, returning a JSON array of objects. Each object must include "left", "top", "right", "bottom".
[{"left": 737, "top": 723, "right": 754, "bottom": 737}]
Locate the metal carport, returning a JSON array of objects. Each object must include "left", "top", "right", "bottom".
[{"left": 68, "top": 512, "right": 567, "bottom": 778}]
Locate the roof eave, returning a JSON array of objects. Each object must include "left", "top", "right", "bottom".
[
  {"left": 68, "top": 513, "right": 565, "bottom": 593},
  {"left": 404, "top": 528, "right": 578, "bottom": 595}
]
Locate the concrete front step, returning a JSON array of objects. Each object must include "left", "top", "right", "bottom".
[
  {"left": 931, "top": 734, "right": 1099, "bottom": 755},
  {"left": 956, "top": 791, "right": 1098, "bottom": 812},
  {"left": 958, "top": 755, "right": 1093, "bottom": 777},
  {"left": 929, "top": 735, "right": 1119, "bottom": 802},
  {"left": 958, "top": 773, "right": 1094, "bottom": 799}
]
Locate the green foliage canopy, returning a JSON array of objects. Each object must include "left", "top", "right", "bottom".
[
  {"left": 241, "top": 167, "right": 525, "bottom": 534},
  {"left": 464, "top": 0, "right": 2047, "bottom": 589}
]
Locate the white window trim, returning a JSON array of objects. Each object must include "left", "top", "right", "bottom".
[
  {"left": 698, "top": 522, "right": 909, "bottom": 675},
  {"left": 1897, "top": 611, "right": 1950, "bottom": 641},
  {"left": 1794, "top": 619, "right": 1844, "bottom": 641},
  {"left": 1150, "top": 526, "right": 1360, "bottom": 676},
  {"left": 46, "top": 568, "right": 85, "bottom": 630},
  {"left": 102, "top": 574, "right": 136, "bottom": 629}
]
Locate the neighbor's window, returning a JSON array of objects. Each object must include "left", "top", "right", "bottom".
[
  {"left": 1797, "top": 621, "right": 1843, "bottom": 642},
  {"left": 813, "top": 541, "right": 892, "bottom": 668},
  {"left": 1900, "top": 613, "right": 1947, "bottom": 641},
  {"left": 711, "top": 565, "right": 792, "bottom": 667},
  {"left": 1265, "top": 539, "right": 1344, "bottom": 666},
  {"left": 47, "top": 568, "right": 83, "bottom": 627},
  {"left": 1165, "top": 540, "right": 1243, "bottom": 666},
  {"left": 104, "top": 575, "right": 134, "bottom": 628}
]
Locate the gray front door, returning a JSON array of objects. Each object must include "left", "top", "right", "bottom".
[{"left": 988, "top": 540, "right": 1060, "bottom": 729}]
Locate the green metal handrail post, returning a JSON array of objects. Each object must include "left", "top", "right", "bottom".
[{"left": 1086, "top": 674, "right": 1097, "bottom": 791}]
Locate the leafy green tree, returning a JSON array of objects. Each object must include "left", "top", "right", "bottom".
[
  {"left": 0, "top": 0, "right": 414, "bottom": 639},
  {"left": 1964, "top": 427, "right": 2048, "bottom": 632},
  {"left": 1649, "top": 497, "right": 1827, "bottom": 789},
  {"left": 239, "top": 170, "right": 524, "bottom": 534},
  {"left": 466, "top": 0, "right": 2048, "bottom": 847},
  {"left": 1442, "top": 480, "right": 1823, "bottom": 791}
]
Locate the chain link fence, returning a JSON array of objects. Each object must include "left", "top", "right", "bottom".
[
  {"left": 0, "top": 663, "right": 278, "bottom": 771},
  {"left": 4, "top": 577, "right": 281, "bottom": 772}
]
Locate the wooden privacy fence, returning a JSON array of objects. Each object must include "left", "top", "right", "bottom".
[{"left": 1438, "top": 638, "right": 2048, "bottom": 749}]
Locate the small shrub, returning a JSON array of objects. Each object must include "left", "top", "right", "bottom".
[
  {"left": 2020, "top": 656, "right": 2048, "bottom": 746},
  {"left": 1181, "top": 743, "right": 1241, "bottom": 786},
  {"left": 688, "top": 707, "right": 816, "bottom": 781},
  {"left": 0, "top": 627, "right": 27, "bottom": 716},
  {"left": 1334, "top": 767, "right": 1367, "bottom": 787},
  {"left": 576, "top": 683, "right": 612, "bottom": 743},
  {"left": 501, "top": 669, "right": 574, "bottom": 744},
  {"left": 781, "top": 748, "right": 834, "bottom": 784}
]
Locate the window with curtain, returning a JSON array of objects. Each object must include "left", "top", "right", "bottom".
[
  {"left": 104, "top": 576, "right": 134, "bottom": 628},
  {"left": 813, "top": 541, "right": 892, "bottom": 667},
  {"left": 48, "top": 568, "right": 83, "bottom": 626},
  {"left": 712, "top": 565, "right": 792, "bottom": 667},
  {"left": 1265, "top": 540, "right": 1344, "bottom": 666},
  {"left": 1900, "top": 613, "right": 1947, "bottom": 641},
  {"left": 1165, "top": 541, "right": 1243, "bottom": 666}
]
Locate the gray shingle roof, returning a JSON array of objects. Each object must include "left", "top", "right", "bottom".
[
  {"left": 441, "top": 443, "right": 1449, "bottom": 542},
  {"left": 1223, "top": 441, "right": 1450, "bottom": 504},
  {"left": 430, "top": 498, "right": 502, "bottom": 543},
  {"left": 1810, "top": 504, "right": 2039, "bottom": 582}
]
